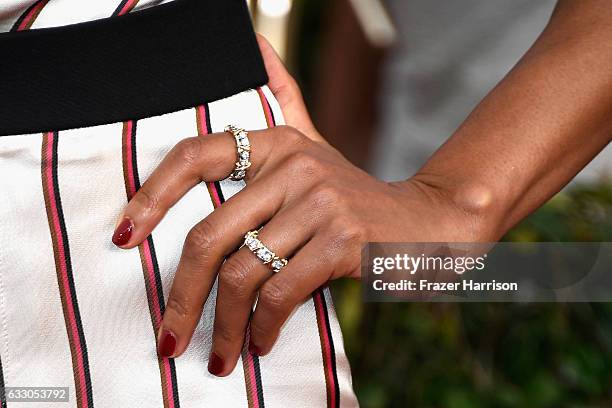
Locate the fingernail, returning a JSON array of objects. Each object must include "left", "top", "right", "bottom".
[
  {"left": 248, "top": 341, "right": 262, "bottom": 356},
  {"left": 208, "top": 352, "right": 224, "bottom": 376},
  {"left": 158, "top": 329, "right": 177, "bottom": 358},
  {"left": 112, "top": 217, "right": 133, "bottom": 246}
]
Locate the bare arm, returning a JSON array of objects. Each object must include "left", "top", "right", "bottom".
[
  {"left": 414, "top": 0, "right": 612, "bottom": 240},
  {"left": 115, "top": 5, "right": 612, "bottom": 370}
]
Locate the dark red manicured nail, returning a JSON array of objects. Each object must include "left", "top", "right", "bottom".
[
  {"left": 248, "top": 341, "right": 262, "bottom": 356},
  {"left": 158, "top": 329, "right": 177, "bottom": 358},
  {"left": 208, "top": 352, "right": 224, "bottom": 376},
  {"left": 112, "top": 217, "right": 133, "bottom": 246}
]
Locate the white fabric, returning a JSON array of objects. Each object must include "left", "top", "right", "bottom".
[
  {"left": 0, "top": 133, "right": 77, "bottom": 403},
  {"left": 0, "top": 88, "right": 359, "bottom": 407},
  {"left": 0, "top": 4, "right": 358, "bottom": 406},
  {"left": 0, "top": 0, "right": 176, "bottom": 32}
]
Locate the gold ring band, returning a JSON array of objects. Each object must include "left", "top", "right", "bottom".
[
  {"left": 225, "top": 124, "right": 251, "bottom": 181},
  {"left": 242, "top": 230, "right": 288, "bottom": 273}
]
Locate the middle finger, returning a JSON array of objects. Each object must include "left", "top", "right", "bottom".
[
  {"left": 156, "top": 169, "right": 287, "bottom": 358},
  {"left": 208, "top": 197, "right": 325, "bottom": 376}
]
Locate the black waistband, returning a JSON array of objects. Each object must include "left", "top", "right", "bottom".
[{"left": 0, "top": 0, "right": 268, "bottom": 136}]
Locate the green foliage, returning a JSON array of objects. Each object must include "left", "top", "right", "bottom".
[
  {"left": 332, "top": 180, "right": 612, "bottom": 407},
  {"left": 505, "top": 181, "right": 612, "bottom": 242}
]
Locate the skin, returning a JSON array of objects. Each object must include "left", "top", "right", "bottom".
[{"left": 113, "top": 0, "right": 612, "bottom": 376}]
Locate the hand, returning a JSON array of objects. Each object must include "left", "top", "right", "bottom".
[{"left": 112, "top": 36, "right": 486, "bottom": 376}]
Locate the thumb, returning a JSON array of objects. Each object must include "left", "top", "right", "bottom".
[{"left": 256, "top": 34, "right": 325, "bottom": 143}]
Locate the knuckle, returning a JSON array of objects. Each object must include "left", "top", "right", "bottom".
[
  {"left": 218, "top": 256, "right": 254, "bottom": 299},
  {"left": 173, "top": 137, "right": 203, "bottom": 166},
  {"left": 184, "top": 220, "right": 217, "bottom": 261},
  {"left": 248, "top": 321, "right": 267, "bottom": 340},
  {"left": 330, "top": 216, "right": 364, "bottom": 247},
  {"left": 133, "top": 186, "right": 160, "bottom": 215},
  {"left": 249, "top": 320, "right": 276, "bottom": 342},
  {"left": 259, "top": 281, "right": 290, "bottom": 313},
  {"left": 289, "top": 151, "right": 324, "bottom": 177},
  {"left": 276, "top": 125, "right": 306, "bottom": 147},
  {"left": 166, "top": 294, "right": 194, "bottom": 320},
  {"left": 311, "top": 185, "right": 342, "bottom": 208},
  {"left": 214, "top": 320, "right": 238, "bottom": 344}
]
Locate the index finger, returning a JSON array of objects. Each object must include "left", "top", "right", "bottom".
[{"left": 111, "top": 128, "right": 277, "bottom": 248}]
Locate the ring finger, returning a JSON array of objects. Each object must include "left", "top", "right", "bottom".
[{"left": 249, "top": 225, "right": 361, "bottom": 356}]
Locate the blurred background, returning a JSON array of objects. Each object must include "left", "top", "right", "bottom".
[{"left": 248, "top": 1, "right": 612, "bottom": 406}]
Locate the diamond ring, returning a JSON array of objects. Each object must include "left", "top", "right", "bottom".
[
  {"left": 242, "top": 230, "right": 288, "bottom": 273},
  {"left": 225, "top": 124, "right": 251, "bottom": 181}
]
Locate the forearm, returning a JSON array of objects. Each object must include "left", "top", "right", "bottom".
[{"left": 411, "top": 0, "right": 612, "bottom": 240}]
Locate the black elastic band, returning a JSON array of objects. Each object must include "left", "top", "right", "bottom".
[{"left": 0, "top": 0, "right": 268, "bottom": 136}]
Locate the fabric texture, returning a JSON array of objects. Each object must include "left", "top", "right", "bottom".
[{"left": 0, "top": 1, "right": 358, "bottom": 407}]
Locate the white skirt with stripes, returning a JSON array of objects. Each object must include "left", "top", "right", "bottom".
[{"left": 0, "top": 87, "right": 358, "bottom": 407}]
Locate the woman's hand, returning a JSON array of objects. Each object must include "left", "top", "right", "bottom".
[
  {"left": 113, "top": 126, "right": 477, "bottom": 375},
  {"left": 111, "top": 36, "right": 484, "bottom": 376}
]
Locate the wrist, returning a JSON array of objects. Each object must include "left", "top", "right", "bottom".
[{"left": 397, "top": 175, "right": 508, "bottom": 242}]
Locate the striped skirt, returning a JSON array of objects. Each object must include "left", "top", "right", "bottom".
[{"left": 0, "top": 0, "right": 358, "bottom": 407}]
